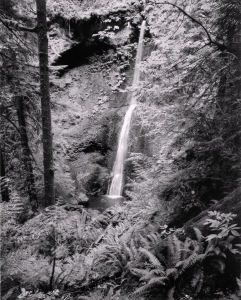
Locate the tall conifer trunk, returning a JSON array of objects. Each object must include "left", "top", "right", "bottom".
[
  {"left": 36, "top": 0, "right": 54, "bottom": 206},
  {"left": 0, "top": 146, "right": 10, "bottom": 202},
  {"left": 15, "top": 96, "right": 38, "bottom": 210}
]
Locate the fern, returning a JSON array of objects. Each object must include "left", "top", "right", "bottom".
[
  {"left": 139, "top": 247, "right": 162, "bottom": 267},
  {"left": 140, "top": 269, "right": 166, "bottom": 282},
  {"left": 181, "top": 237, "right": 194, "bottom": 260},
  {"left": 148, "top": 277, "right": 167, "bottom": 285},
  {"left": 167, "top": 286, "right": 175, "bottom": 300},
  {"left": 193, "top": 227, "right": 204, "bottom": 242},
  {"left": 131, "top": 267, "right": 151, "bottom": 278},
  {"left": 134, "top": 278, "right": 166, "bottom": 296},
  {"left": 178, "top": 253, "right": 206, "bottom": 275},
  {"left": 191, "top": 268, "right": 204, "bottom": 294},
  {"left": 166, "top": 235, "right": 183, "bottom": 268},
  {"left": 132, "top": 233, "right": 211, "bottom": 299},
  {"left": 138, "top": 233, "right": 150, "bottom": 249},
  {"left": 6, "top": 191, "right": 24, "bottom": 218},
  {"left": 146, "top": 232, "right": 160, "bottom": 247},
  {"left": 166, "top": 268, "right": 178, "bottom": 280}
]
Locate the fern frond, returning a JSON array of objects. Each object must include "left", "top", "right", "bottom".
[
  {"left": 140, "top": 268, "right": 166, "bottom": 282},
  {"left": 155, "top": 252, "right": 167, "bottom": 266},
  {"left": 148, "top": 276, "right": 167, "bottom": 285},
  {"left": 138, "top": 234, "right": 150, "bottom": 249},
  {"left": 166, "top": 235, "right": 182, "bottom": 267},
  {"left": 191, "top": 268, "right": 204, "bottom": 291},
  {"left": 131, "top": 268, "right": 151, "bottom": 278},
  {"left": 146, "top": 232, "right": 160, "bottom": 247},
  {"left": 124, "top": 244, "right": 135, "bottom": 261},
  {"left": 180, "top": 253, "right": 206, "bottom": 274},
  {"left": 166, "top": 268, "right": 178, "bottom": 280},
  {"left": 134, "top": 283, "right": 152, "bottom": 295},
  {"left": 193, "top": 227, "right": 204, "bottom": 242},
  {"left": 139, "top": 247, "right": 162, "bottom": 267},
  {"left": 181, "top": 238, "right": 193, "bottom": 260},
  {"left": 7, "top": 191, "right": 24, "bottom": 217},
  {"left": 134, "top": 278, "right": 166, "bottom": 295},
  {"left": 167, "top": 286, "right": 175, "bottom": 300}
]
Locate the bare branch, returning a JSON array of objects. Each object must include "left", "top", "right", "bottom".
[
  {"left": 0, "top": 17, "right": 34, "bottom": 51},
  {"left": 151, "top": 1, "right": 227, "bottom": 51},
  {"left": 1, "top": 114, "right": 40, "bottom": 169},
  {"left": 0, "top": 17, "right": 38, "bottom": 32}
]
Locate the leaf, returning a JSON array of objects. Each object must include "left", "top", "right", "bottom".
[
  {"left": 228, "top": 224, "right": 239, "bottom": 228},
  {"left": 193, "top": 227, "right": 203, "bottom": 241},
  {"left": 218, "top": 252, "right": 226, "bottom": 259},
  {"left": 205, "top": 234, "right": 217, "bottom": 241},
  {"left": 214, "top": 247, "right": 221, "bottom": 255},
  {"left": 231, "top": 230, "right": 240, "bottom": 236},
  {"left": 236, "top": 277, "right": 241, "bottom": 288},
  {"left": 148, "top": 277, "right": 166, "bottom": 285}
]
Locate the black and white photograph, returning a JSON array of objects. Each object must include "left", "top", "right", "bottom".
[{"left": 0, "top": 1, "right": 240, "bottom": 299}]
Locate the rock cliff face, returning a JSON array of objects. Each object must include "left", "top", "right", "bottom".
[
  {"left": 47, "top": 0, "right": 240, "bottom": 227},
  {"left": 47, "top": 6, "right": 147, "bottom": 203}
]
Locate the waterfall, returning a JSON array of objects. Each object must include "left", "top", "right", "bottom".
[{"left": 108, "top": 20, "right": 146, "bottom": 196}]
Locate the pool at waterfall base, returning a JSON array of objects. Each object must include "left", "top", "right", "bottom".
[{"left": 88, "top": 195, "right": 125, "bottom": 212}]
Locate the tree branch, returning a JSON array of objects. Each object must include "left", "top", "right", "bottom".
[
  {"left": 0, "top": 17, "right": 38, "bottom": 32},
  {"left": 1, "top": 114, "right": 42, "bottom": 173},
  {"left": 151, "top": 1, "right": 227, "bottom": 51},
  {"left": 0, "top": 17, "right": 34, "bottom": 51}
]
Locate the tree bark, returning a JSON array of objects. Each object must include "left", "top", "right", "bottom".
[
  {"left": 36, "top": 0, "right": 54, "bottom": 207},
  {"left": 15, "top": 96, "right": 38, "bottom": 210},
  {"left": 0, "top": 145, "right": 10, "bottom": 202}
]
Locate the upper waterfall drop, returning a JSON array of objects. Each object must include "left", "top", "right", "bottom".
[{"left": 108, "top": 20, "right": 146, "bottom": 196}]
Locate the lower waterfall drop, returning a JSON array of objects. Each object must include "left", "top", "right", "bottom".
[{"left": 108, "top": 20, "right": 146, "bottom": 197}]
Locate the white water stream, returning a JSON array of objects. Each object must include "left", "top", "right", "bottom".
[{"left": 108, "top": 21, "right": 146, "bottom": 196}]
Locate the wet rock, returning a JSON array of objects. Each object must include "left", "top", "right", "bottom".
[
  {"left": 68, "top": 197, "right": 78, "bottom": 205},
  {"left": 78, "top": 192, "right": 89, "bottom": 206}
]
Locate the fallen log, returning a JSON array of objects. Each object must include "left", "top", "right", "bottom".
[{"left": 182, "top": 187, "right": 241, "bottom": 238}]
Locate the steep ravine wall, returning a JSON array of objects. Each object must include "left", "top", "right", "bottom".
[{"left": 48, "top": 11, "right": 147, "bottom": 204}]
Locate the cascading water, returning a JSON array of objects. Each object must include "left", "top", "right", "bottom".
[{"left": 108, "top": 20, "right": 146, "bottom": 196}]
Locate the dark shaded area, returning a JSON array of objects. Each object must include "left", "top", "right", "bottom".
[
  {"left": 84, "top": 166, "right": 108, "bottom": 196},
  {"left": 50, "top": 10, "right": 151, "bottom": 74},
  {"left": 51, "top": 12, "right": 128, "bottom": 43},
  {"left": 52, "top": 38, "right": 115, "bottom": 70},
  {"left": 0, "top": 0, "right": 15, "bottom": 15},
  {"left": 51, "top": 12, "right": 127, "bottom": 72},
  {"left": 81, "top": 139, "right": 111, "bottom": 156}
]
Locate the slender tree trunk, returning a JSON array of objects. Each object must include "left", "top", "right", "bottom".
[
  {"left": 15, "top": 96, "right": 38, "bottom": 210},
  {"left": 0, "top": 146, "right": 10, "bottom": 202},
  {"left": 36, "top": 0, "right": 54, "bottom": 207}
]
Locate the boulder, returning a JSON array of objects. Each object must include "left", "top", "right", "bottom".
[{"left": 78, "top": 192, "right": 89, "bottom": 206}]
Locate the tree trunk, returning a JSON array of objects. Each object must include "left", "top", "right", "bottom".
[
  {"left": 15, "top": 96, "right": 38, "bottom": 210},
  {"left": 36, "top": 0, "right": 54, "bottom": 207},
  {"left": 0, "top": 146, "right": 10, "bottom": 202}
]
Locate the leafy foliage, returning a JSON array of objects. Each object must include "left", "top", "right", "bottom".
[
  {"left": 1, "top": 0, "right": 241, "bottom": 300},
  {"left": 47, "top": 0, "right": 133, "bottom": 20},
  {"left": 204, "top": 211, "right": 241, "bottom": 258}
]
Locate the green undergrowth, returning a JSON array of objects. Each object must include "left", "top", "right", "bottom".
[{"left": 1, "top": 189, "right": 241, "bottom": 300}]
